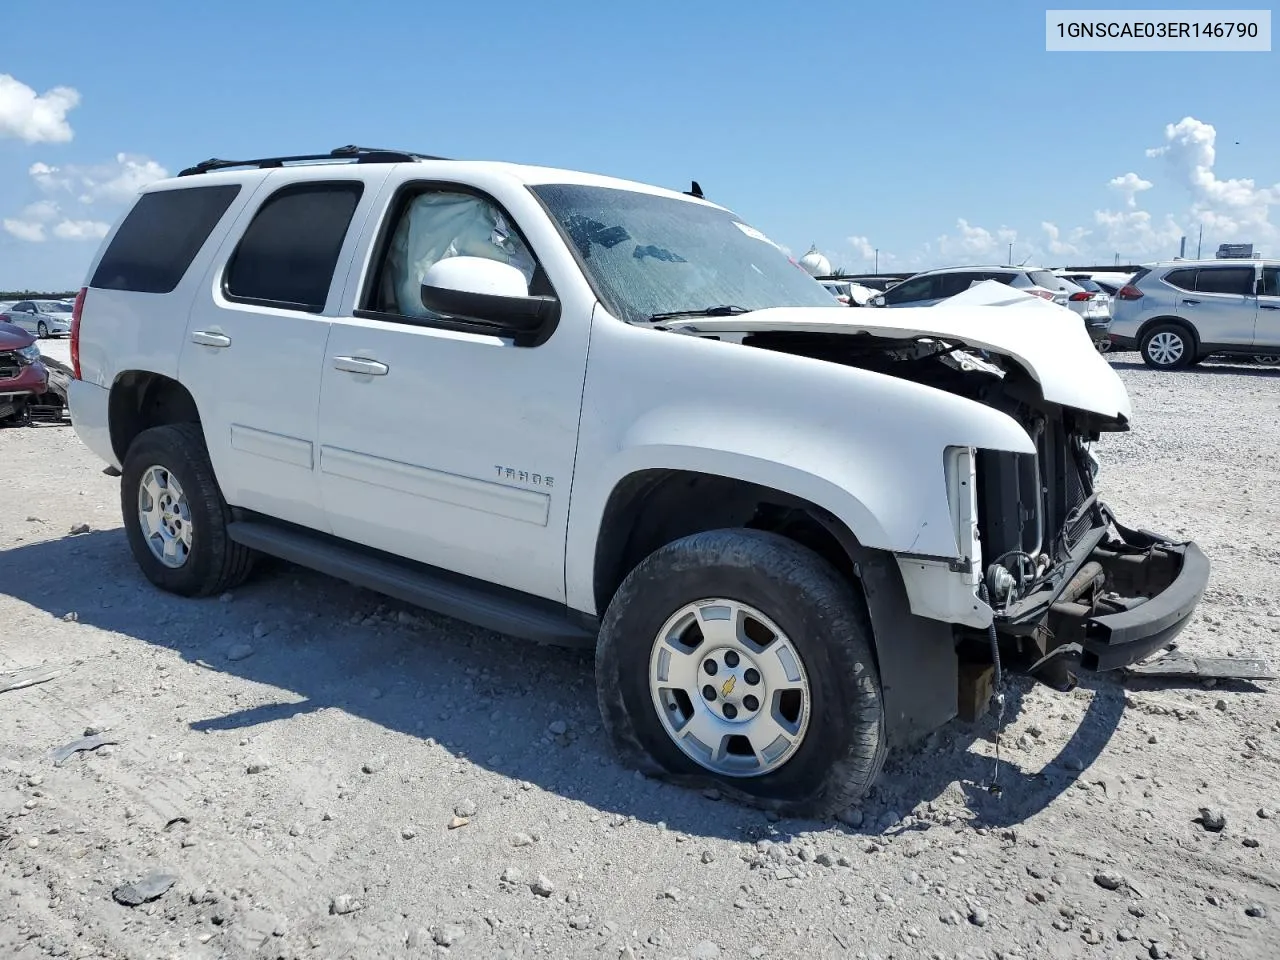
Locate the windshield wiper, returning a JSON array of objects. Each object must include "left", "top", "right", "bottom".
[{"left": 645, "top": 305, "right": 752, "bottom": 323}]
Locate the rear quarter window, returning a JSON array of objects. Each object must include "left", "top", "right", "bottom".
[
  {"left": 90, "top": 185, "right": 242, "bottom": 294},
  {"left": 1162, "top": 268, "right": 1197, "bottom": 291}
]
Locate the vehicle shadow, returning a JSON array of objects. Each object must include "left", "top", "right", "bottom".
[
  {"left": 0, "top": 528, "right": 1225, "bottom": 841},
  {"left": 1108, "top": 357, "right": 1280, "bottom": 377}
]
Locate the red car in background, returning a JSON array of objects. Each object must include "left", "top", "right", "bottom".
[{"left": 0, "top": 320, "right": 50, "bottom": 424}]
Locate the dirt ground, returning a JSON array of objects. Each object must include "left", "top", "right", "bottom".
[{"left": 2, "top": 355, "right": 1277, "bottom": 960}]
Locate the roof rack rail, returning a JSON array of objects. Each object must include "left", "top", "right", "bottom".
[{"left": 177, "top": 144, "right": 450, "bottom": 177}]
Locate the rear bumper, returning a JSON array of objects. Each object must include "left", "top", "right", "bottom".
[{"left": 1049, "top": 520, "right": 1210, "bottom": 673}]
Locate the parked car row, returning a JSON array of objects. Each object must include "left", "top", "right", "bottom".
[
  {"left": 0, "top": 298, "right": 76, "bottom": 338},
  {"left": 1108, "top": 258, "right": 1280, "bottom": 369},
  {"left": 859, "top": 264, "right": 1114, "bottom": 351}
]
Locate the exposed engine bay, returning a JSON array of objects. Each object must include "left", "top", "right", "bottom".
[{"left": 732, "top": 328, "right": 1203, "bottom": 683}]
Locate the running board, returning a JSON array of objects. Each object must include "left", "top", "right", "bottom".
[{"left": 227, "top": 520, "right": 596, "bottom": 648}]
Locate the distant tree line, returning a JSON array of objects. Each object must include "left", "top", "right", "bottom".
[{"left": 0, "top": 290, "right": 77, "bottom": 300}]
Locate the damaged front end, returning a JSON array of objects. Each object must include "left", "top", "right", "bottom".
[{"left": 734, "top": 325, "right": 1210, "bottom": 688}]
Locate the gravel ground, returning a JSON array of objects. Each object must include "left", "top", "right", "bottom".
[{"left": 2, "top": 354, "right": 1278, "bottom": 960}]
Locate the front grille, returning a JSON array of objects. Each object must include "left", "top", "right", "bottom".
[{"left": 0, "top": 351, "right": 19, "bottom": 381}]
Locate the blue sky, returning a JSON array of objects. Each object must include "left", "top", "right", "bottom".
[{"left": 2, "top": 0, "right": 1276, "bottom": 289}]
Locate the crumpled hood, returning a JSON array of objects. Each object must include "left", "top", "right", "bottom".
[{"left": 663, "top": 288, "right": 1132, "bottom": 423}]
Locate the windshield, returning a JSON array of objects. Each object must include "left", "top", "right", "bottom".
[{"left": 530, "top": 184, "right": 839, "bottom": 322}]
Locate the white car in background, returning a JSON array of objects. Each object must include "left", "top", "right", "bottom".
[
  {"left": 820, "top": 279, "right": 878, "bottom": 306},
  {"left": 2, "top": 299, "right": 74, "bottom": 338},
  {"left": 869, "top": 265, "right": 1070, "bottom": 308}
]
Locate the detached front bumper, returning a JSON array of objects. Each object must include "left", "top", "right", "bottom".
[{"left": 1048, "top": 519, "right": 1210, "bottom": 673}]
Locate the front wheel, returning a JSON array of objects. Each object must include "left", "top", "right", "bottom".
[
  {"left": 37, "top": 321, "right": 48, "bottom": 339},
  {"left": 1253, "top": 355, "right": 1280, "bottom": 367},
  {"left": 120, "top": 423, "right": 255, "bottom": 596},
  {"left": 1140, "top": 323, "right": 1194, "bottom": 369},
  {"left": 595, "top": 529, "right": 886, "bottom": 817}
]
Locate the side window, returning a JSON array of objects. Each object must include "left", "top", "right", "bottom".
[
  {"left": 1195, "top": 267, "right": 1254, "bottom": 296},
  {"left": 939, "top": 273, "right": 978, "bottom": 297},
  {"left": 12, "top": 301, "right": 33, "bottom": 312},
  {"left": 1262, "top": 267, "right": 1280, "bottom": 297},
  {"left": 1163, "top": 268, "right": 1197, "bottom": 291},
  {"left": 91, "top": 185, "right": 241, "bottom": 294},
  {"left": 883, "top": 275, "right": 935, "bottom": 304},
  {"left": 224, "top": 182, "right": 363, "bottom": 312},
  {"left": 362, "top": 188, "right": 546, "bottom": 321}
]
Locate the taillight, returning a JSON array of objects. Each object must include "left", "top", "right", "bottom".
[
  {"left": 1068, "top": 292, "right": 1093, "bottom": 301},
  {"left": 1116, "top": 284, "right": 1144, "bottom": 300},
  {"left": 70, "top": 286, "right": 86, "bottom": 380},
  {"left": 1030, "top": 289, "right": 1056, "bottom": 301}
]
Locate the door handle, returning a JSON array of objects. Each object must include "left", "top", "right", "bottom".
[
  {"left": 1261, "top": 304, "right": 1280, "bottom": 310},
  {"left": 333, "top": 355, "right": 389, "bottom": 376},
  {"left": 191, "top": 330, "right": 232, "bottom": 348},
  {"left": 1181, "top": 298, "right": 1200, "bottom": 306}
]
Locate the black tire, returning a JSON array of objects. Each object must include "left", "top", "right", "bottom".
[
  {"left": 1139, "top": 322, "right": 1194, "bottom": 370},
  {"left": 120, "top": 423, "right": 255, "bottom": 597},
  {"left": 37, "top": 321, "right": 48, "bottom": 339},
  {"left": 595, "top": 528, "right": 886, "bottom": 818}
]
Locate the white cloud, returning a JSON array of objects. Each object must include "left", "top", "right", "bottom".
[
  {"left": 935, "top": 219, "right": 1018, "bottom": 259},
  {"left": 3, "top": 218, "right": 47, "bottom": 242},
  {"left": 52, "top": 219, "right": 109, "bottom": 241},
  {"left": 30, "top": 153, "right": 169, "bottom": 204},
  {"left": 20, "top": 200, "right": 60, "bottom": 223},
  {"left": 847, "top": 235, "right": 876, "bottom": 260},
  {"left": 1091, "top": 207, "right": 1183, "bottom": 258},
  {"left": 0, "top": 74, "right": 79, "bottom": 143},
  {"left": 1042, "top": 221, "right": 1081, "bottom": 258},
  {"left": 1147, "top": 116, "right": 1279, "bottom": 243},
  {"left": 1108, "top": 172, "right": 1153, "bottom": 208}
]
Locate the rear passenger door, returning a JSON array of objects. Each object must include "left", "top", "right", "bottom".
[
  {"left": 1180, "top": 265, "right": 1257, "bottom": 345},
  {"left": 1256, "top": 266, "right": 1280, "bottom": 349},
  {"left": 180, "top": 169, "right": 390, "bottom": 533}
]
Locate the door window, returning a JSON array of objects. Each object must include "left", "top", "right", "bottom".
[
  {"left": 1262, "top": 267, "right": 1280, "bottom": 297},
  {"left": 363, "top": 188, "right": 543, "bottom": 322},
  {"left": 225, "top": 182, "right": 363, "bottom": 312},
  {"left": 882, "top": 274, "right": 938, "bottom": 304}
]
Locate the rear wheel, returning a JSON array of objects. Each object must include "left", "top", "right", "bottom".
[
  {"left": 121, "top": 423, "right": 255, "bottom": 596},
  {"left": 1140, "top": 323, "right": 1194, "bottom": 369},
  {"left": 595, "top": 528, "right": 886, "bottom": 817},
  {"left": 1253, "top": 355, "right": 1280, "bottom": 366}
]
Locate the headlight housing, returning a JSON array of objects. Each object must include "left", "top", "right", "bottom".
[{"left": 17, "top": 345, "right": 41, "bottom": 363}]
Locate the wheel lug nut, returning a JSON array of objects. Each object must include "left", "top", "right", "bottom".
[
  {"left": 703, "top": 660, "right": 718, "bottom": 676},
  {"left": 702, "top": 685, "right": 717, "bottom": 701},
  {"left": 724, "top": 650, "right": 740, "bottom": 668},
  {"left": 723, "top": 703, "right": 738, "bottom": 720},
  {"left": 744, "top": 668, "right": 760, "bottom": 685},
  {"left": 743, "top": 695, "right": 759, "bottom": 712}
]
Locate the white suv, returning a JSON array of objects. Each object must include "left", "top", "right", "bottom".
[{"left": 67, "top": 146, "right": 1208, "bottom": 815}]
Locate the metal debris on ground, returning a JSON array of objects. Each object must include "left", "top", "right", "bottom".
[
  {"left": 1124, "top": 653, "right": 1275, "bottom": 682},
  {"left": 0, "top": 665, "right": 62, "bottom": 695},
  {"left": 50, "top": 733, "right": 120, "bottom": 766},
  {"left": 112, "top": 872, "right": 177, "bottom": 906}
]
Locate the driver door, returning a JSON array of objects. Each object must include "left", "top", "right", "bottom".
[{"left": 316, "top": 180, "right": 592, "bottom": 602}]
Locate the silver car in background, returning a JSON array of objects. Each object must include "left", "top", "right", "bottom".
[
  {"left": 1109, "top": 259, "right": 1280, "bottom": 368},
  {"left": 1, "top": 299, "right": 74, "bottom": 338}
]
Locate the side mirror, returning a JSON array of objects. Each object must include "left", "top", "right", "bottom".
[
  {"left": 871, "top": 295, "right": 886, "bottom": 307},
  {"left": 420, "top": 256, "right": 558, "bottom": 333}
]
